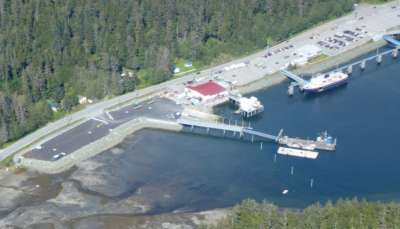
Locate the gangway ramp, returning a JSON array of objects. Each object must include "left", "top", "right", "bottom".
[
  {"left": 280, "top": 69, "right": 309, "bottom": 87},
  {"left": 383, "top": 34, "right": 400, "bottom": 48},
  {"left": 177, "top": 118, "right": 279, "bottom": 141},
  {"left": 243, "top": 129, "right": 278, "bottom": 141}
]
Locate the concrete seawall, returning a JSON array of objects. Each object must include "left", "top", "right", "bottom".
[{"left": 17, "top": 118, "right": 182, "bottom": 174}]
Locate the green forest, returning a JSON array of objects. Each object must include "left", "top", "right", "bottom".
[
  {"left": 205, "top": 199, "right": 400, "bottom": 228},
  {"left": 0, "top": 0, "right": 357, "bottom": 145}
]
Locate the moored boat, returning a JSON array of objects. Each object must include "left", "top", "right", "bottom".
[{"left": 302, "top": 72, "right": 348, "bottom": 93}]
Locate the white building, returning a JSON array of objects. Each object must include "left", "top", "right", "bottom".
[
  {"left": 291, "top": 44, "right": 322, "bottom": 67},
  {"left": 296, "top": 44, "right": 322, "bottom": 59}
]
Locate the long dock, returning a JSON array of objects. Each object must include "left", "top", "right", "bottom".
[
  {"left": 326, "top": 47, "right": 399, "bottom": 75},
  {"left": 177, "top": 118, "right": 336, "bottom": 151}
]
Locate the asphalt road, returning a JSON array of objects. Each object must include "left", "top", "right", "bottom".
[
  {"left": 24, "top": 98, "right": 182, "bottom": 161},
  {"left": 2, "top": 2, "right": 400, "bottom": 162}
]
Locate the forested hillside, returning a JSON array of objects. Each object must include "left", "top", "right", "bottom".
[
  {"left": 0, "top": 0, "right": 355, "bottom": 145},
  {"left": 205, "top": 199, "right": 400, "bottom": 228}
]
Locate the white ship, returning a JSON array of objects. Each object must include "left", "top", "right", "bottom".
[{"left": 302, "top": 72, "right": 349, "bottom": 93}]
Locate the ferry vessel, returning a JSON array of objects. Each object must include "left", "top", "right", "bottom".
[{"left": 302, "top": 72, "right": 348, "bottom": 93}]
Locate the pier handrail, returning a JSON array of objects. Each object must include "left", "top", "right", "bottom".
[
  {"left": 326, "top": 48, "right": 398, "bottom": 75},
  {"left": 242, "top": 129, "right": 278, "bottom": 141}
]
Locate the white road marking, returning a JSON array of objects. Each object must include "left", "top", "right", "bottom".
[
  {"left": 91, "top": 117, "right": 109, "bottom": 125},
  {"left": 105, "top": 111, "right": 114, "bottom": 120}
]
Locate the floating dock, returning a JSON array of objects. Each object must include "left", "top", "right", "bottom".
[
  {"left": 278, "top": 135, "right": 336, "bottom": 151},
  {"left": 277, "top": 147, "right": 319, "bottom": 159}
]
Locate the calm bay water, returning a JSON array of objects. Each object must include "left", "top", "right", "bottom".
[{"left": 116, "top": 49, "right": 400, "bottom": 211}]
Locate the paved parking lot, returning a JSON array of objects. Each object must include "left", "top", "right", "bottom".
[
  {"left": 24, "top": 98, "right": 182, "bottom": 161},
  {"left": 177, "top": 3, "right": 400, "bottom": 90},
  {"left": 110, "top": 97, "right": 182, "bottom": 122}
]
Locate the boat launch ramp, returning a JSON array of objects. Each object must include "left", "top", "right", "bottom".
[{"left": 177, "top": 118, "right": 336, "bottom": 151}]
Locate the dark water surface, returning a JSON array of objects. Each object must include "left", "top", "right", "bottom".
[{"left": 113, "top": 50, "right": 400, "bottom": 211}]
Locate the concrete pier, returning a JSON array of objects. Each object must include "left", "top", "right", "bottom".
[{"left": 178, "top": 118, "right": 337, "bottom": 151}]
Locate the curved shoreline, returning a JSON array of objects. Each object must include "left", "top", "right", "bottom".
[{"left": 16, "top": 39, "right": 388, "bottom": 174}]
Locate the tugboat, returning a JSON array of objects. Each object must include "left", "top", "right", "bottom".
[{"left": 316, "top": 131, "right": 336, "bottom": 145}]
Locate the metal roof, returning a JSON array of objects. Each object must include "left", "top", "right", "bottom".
[{"left": 187, "top": 81, "right": 226, "bottom": 96}]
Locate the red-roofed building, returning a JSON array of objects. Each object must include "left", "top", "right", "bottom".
[{"left": 185, "top": 80, "right": 228, "bottom": 102}]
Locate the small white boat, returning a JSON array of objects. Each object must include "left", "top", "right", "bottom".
[
  {"left": 282, "top": 189, "right": 289, "bottom": 195},
  {"left": 277, "top": 147, "right": 319, "bottom": 159}
]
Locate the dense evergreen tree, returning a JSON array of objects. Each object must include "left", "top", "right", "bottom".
[
  {"left": 206, "top": 199, "right": 400, "bottom": 229},
  {"left": 0, "top": 0, "right": 356, "bottom": 145}
]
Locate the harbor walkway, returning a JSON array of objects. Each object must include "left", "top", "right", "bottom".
[{"left": 177, "top": 118, "right": 336, "bottom": 151}]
